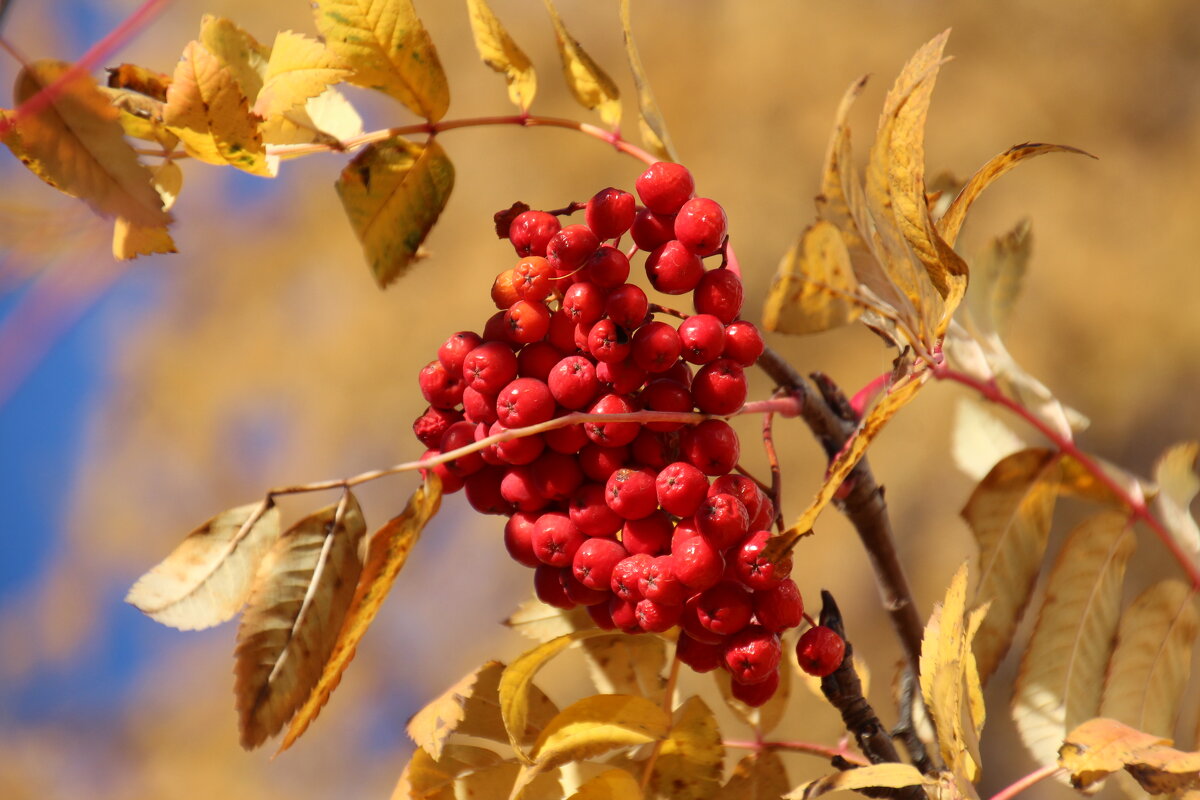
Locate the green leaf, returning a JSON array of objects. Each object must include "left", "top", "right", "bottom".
[
  {"left": 542, "top": 0, "right": 621, "bottom": 128},
  {"left": 466, "top": 0, "right": 536, "bottom": 112},
  {"left": 336, "top": 135, "right": 454, "bottom": 288}
]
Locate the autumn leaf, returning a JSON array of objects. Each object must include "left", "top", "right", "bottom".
[
  {"left": 199, "top": 15, "right": 271, "bottom": 101},
  {"left": 126, "top": 500, "right": 279, "bottom": 630},
  {"left": 542, "top": 0, "right": 621, "bottom": 128},
  {"left": 100, "top": 85, "right": 176, "bottom": 148},
  {"left": 567, "top": 768, "right": 643, "bottom": 800},
  {"left": 4, "top": 60, "right": 169, "bottom": 227},
  {"left": 234, "top": 492, "right": 367, "bottom": 749},
  {"left": 581, "top": 631, "right": 667, "bottom": 704},
  {"left": 107, "top": 63, "right": 171, "bottom": 100},
  {"left": 649, "top": 695, "right": 724, "bottom": 800},
  {"left": 260, "top": 85, "right": 363, "bottom": 149},
  {"left": 950, "top": 398, "right": 1026, "bottom": 481},
  {"left": 762, "top": 220, "right": 862, "bottom": 335},
  {"left": 113, "top": 159, "right": 182, "bottom": 260},
  {"left": 717, "top": 751, "right": 790, "bottom": 800},
  {"left": 619, "top": 0, "right": 675, "bottom": 161},
  {"left": 163, "top": 40, "right": 275, "bottom": 176},
  {"left": 278, "top": 476, "right": 441, "bottom": 752},
  {"left": 504, "top": 598, "right": 594, "bottom": 643},
  {"left": 1100, "top": 580, "right": 1198, "bottom": 739},
  {"left": 335, "top": 134, "right": 455, "bottom": 288},
  {"left": 253, "top": 31, "right": 350, "bottom": 120},
  {"left": 394, "top": 743, "right": 561, "bottom": 800},
  {"left": 1012, "top": 510, "right": 1135, "bottom": 772},
  {"left": 1152, "top": 442, "right": 1200, "bottom": 563},
  {"left": 1060, "top": 718, "right": 1200, "bottom": 795},
  {"left": 526, "top": 694, "right": 670, "bottom": 771},
  {"left": 466, "top": 0, "right": 537, "bottom": 113},
  {"left": 313, "top": 0, "right": 449, "bottom": 121},
  {"left": 785, "top": 763, "right": 932, "bottom": 799}
]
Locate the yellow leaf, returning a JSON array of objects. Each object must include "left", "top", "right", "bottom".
[
  {"left": 763, "top": 220, "right": 862, "bottom": 335},
  {"left": 542, "top": 0, "right": 621, "bottom": 128},
  {"left": 566, "top": 768, "right": 642, "bottom": 800},
  {"left": 815, "top": 75, "right": 870, "bottom": 255},
  {"left": 125, "top": 500, "right": 279, "bottom": 630},
  {"left": 278, "top": 476, "right": 440, "bottom": 752},
  {"left": 499, "top": 628, "right": 614, "bottom": 763},
  {"left": 260, "top": 85, "right": 363, "bottom": 148},
  {"left": 581, "top": 632, "right": 666, "bottom": 704},
  {"left": 5, "top": 60, "right": 169, "bottom": 227},
  {"left": 199, "top": 14, "right": 270, "bottom": 101},
  {"left": 504, "top": 598, "right": 594, "bottom": 643},
  {"left": 106, "top": 63, "right": 171, "bottom": 100},
  {"left": 962, "top": 219, "right": 1031, "bottom": 339},
  {"left": 1013, "top": 511, "right": 1135, "bottom": 772},
  {"left": 112, "top": 159, "right": 182, "bottom": 260},
  {"left": 336, "top": 134, "right": 454, "bottom": 288},
  {"left": 1152, "top": 442, "right": 1200, "bottom": 564},
  {"left": 964, "top": 448, "right": 1062, "bottom": 683},
  {"left": 312, "top": 0, "right": 449, "bottom": 121},
  {"left": 528, "top": 693, "right": 670, "bottom": 770},
  {"left": 1060, "top": 718, "right": 1200, "bottom": 795},
  {"left": 253, "top": 30, "right": 350, "bottom": 120},
  {"left": 234, "top": 493, "right": 367, "bottom": 749},
  {"left": 619, "top": 0, "right": 675, "bottom": 161},
  {"left": 99, "top": 85, "right": 176, "bottom": 147},
  {"left": 466, "top": 0, "right": 536, "bottom": 113},
  {"left": 1100, "top": 580, "right": 1198, "bottom": 738},
  {"left": 938, "top": 143, "right": 1095, "bottom": 248},
  {"left": 717, "top": 751, "right": 790, "bottom": 800},
  {"left": 785, "top": 763, "right": 931, "bottom": 799},
  {"left": 951, "top": 398, "right": 1027, "bottom": 482},
  {"left": 395, "top": 743, "right": 554, "bottom": 800},
  {"left": 767, "top": 366, "right": 928, "bottom": 561},
  {"left": 650, "top": 695, "right": 724, "bottom": 800},
  {"left": 164, "top": 40, "right": 275, "bottom": 176}
]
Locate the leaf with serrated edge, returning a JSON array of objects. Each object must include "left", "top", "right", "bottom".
[
  {"left": 234, "top": 493, "right": 367, "bottom": 749},
  {"left": 164, "top": 41, "right": 275, "bottom": 176},
  {"left": 253, "top": 31, "right": 349, "bottom": 120},
  {"left": 261, "top": 85, "right": 363, "bottom": 149},
  {"left": 717, "top": 751, "right": 789, "bottom": 800},
  {"left": 1153, "top": 442, "right": 1200, "bottom": 562},
  {"left": 763, "top": 220, "right": 862, "bottom": 335},
  {"left": 1101, "top": 580, "right": 1198, "bottom": 738},
  {"left": 1059, "top": 718, "right": 1200, "bottom": 795},
  {"left": 313, "top": 0, "right": 448, "bottom": 121},
  {"left": 199, "top": 15, "right": 270, "bottom": 100},
  {"left": 6, "top": 60, "right": 168, "bottom": 227},
  {"left": 500, "top": 628, "right": 614, "bottom": 763},
  {"left": 1013, "top": 510, "right": 1135, "bottom": 772},
  {"left": 786, "top": 763, "right": 931, "bottom": 799},
  {"left": 964, "top": 448, "right": 1062, "bottom": 683},
  {"left": 649, "top": 695, "right": 723, "bottom": 800},
  {"left": 767, "top": 366, "right": 928, "bottom": 561},
  {"left": 278, "top": 476, "right": 440, "bottom": 752},
  {"left": 619, "top": 0, "right": 675, "bottom": 161},
  {"left": 466, "top": 0, "right": 536, "bottom": 113},
  {"left": 939, "top": 143, "right": 1095, "bottom": 248},
  {"left": 529, "top": 694, "right": 669, "bottom": 771},
  {"left": 126, "top": 501, "right": 279, "bottom": 630},
  {"left": 395, "top": 743, "right": 557, "bottom": 800},
  {"left": 567, "top": 768, "right": 642, "bottom": 800},
  {"left": 951, "top": 397, "right": 1027, "bottom": 482},
  {"left": 582, "top": 632, "right": 666, "bottom": 704},
  {"left": 504, "top": 599, "right": 593, "bottom": 643},
  {"left": 336, "top": 135, "right": 454, "bottom": 288},
  {"left": 113, "top": 159, "right": 182, "bottom": 260},
  {"left": 542, "top": 0, "right": 621, "bottom": 128}
]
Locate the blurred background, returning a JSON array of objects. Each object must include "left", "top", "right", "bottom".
[{"left": 1, "top": 1, "right": 1198, "bottom": 797}]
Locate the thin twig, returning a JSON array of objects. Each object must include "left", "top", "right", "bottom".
[
  {"left": 723, "top": 739, "right": 869, "bottom": 766},
  {"left": 762, "top": 394, "right": 783, "bottom": 528},
  {"left": 985, "top": 764, "right": 1062, "bottom": 800}
]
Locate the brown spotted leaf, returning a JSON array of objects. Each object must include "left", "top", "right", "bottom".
[
  {"left": 762, "top": 220, "right": 862, "bottom": 335},
  {"left": 466, "top": 0, "right": 536, "bottom": 112},
  {"left": 1060, "top": 718, "right": 1200, "bottom": 795},
  {"left": 234, "top": 493, "right": 367, "bottom": 749},
  {"left": 542, "top": 0, "right": 621, "bottom": 128},
  {"left": 619, "top": 0, "right": 675, "bottom": 161}
]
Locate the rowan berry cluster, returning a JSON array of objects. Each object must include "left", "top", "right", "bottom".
[{"left": 412, "top": 161, "right": 832, "bottom": 704}]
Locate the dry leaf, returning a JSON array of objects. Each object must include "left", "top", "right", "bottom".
[
  {"left": 335, "top": 134, "right": 455, "bottom": 288},
  {"left": 312, "top": 0, "right": 449, "bottom": 121},
  {"left": 951, "top": 397, "right": 1027, "bottom": 481},
  {"left": 581, "top": 632, "right": 666, "bottom": 704},
  {"left": 5, "top": 60, "right": 169, "bottom": 227},
  {"left": 278, "top": 476, "right": 441, "bottom": 751},
  {"left": 466, "top": 0, "right": 537, "bottom": 112},
  {"left": 649, "top": 696, "right": 724, "bottom": 800},
  {"left": 126, "top": 500, "right": 279, "bottom": 630},
  {"left": 716, "top": 751, "right": 790, "bottom": 800},
  {"left": 964, "top": 448, "right": 1062, "bottom": 683},
  {"left": 762, "top": 220, "right": 862, "bottom": 335},
  {"left": 1060, "top": 718, "right": 1200, "bottom": 794},
  {"left": 785, "top": 763, "right": 932, "bottom": 799},
  {"left": 1100, "top": 580, "right": 1198, "bottom": 738},
  {"left": 253, "top": 30, "right": 349, "bottom": 120},
  {"left": 107, "top": 63, "right": 171, "bottom": 100},
  {"left": 542, "top": 0, "right": 621, "bottom": 128},
  {"left": 566, "top": 768, "right": 643, "bottom": 800},
  {"left": 619, "top": 0, "right": 675, "bottom": 161},
  {"left": 1152, "top": 442, "right": 1200, "bottom": 562},
  {"left": 234, "top": 493, "right": 367, "bottom": 748},
  {"left": 1012, "top": 511, "right": 1135, "bottom": 772}
]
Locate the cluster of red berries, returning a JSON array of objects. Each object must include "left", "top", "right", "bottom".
[{"left": 413, "top": 162, "right": 841, "bottom": 703}]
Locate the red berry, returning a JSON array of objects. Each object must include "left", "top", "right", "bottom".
[
  {"left": 439, "top": 421, "right": 484, "bottom": 477},
  {"left": 610, "top": 553, "right": 654, "bottom": 601},
  {"left": 729, "top": 669, "right": 779, "bottom": 707},
  {"left": 639, "top": 555, "right": 687, "bottom": 605},
  {"left": 630, "top": 429, "right": 678, "bottom": 470},
  {"left": 548, "top": 355, "right": 599, "bottom": 410},
  {"left": 419, "top": 360, "right": 465, "bottom": 409},
  {"left": 636, "top": 162, "right": 695, "bottom": 215},
  {"left": 561, "top": 568, "right": 609, "bottom": 606},
  {"left": 621, "top": 510, "right": 674, "bottom": 555},
  {"left": 547, "top": 309, "right": 579, "bottom": 353},
  {"left": 513, "top": 256, "right": 553, "bottom": 301},
  {"left": 491, "top": 268, "right": 521, "bottom": 309},
  {"left": 532, "top": 512, "right": 586, "bottom": 567},
  {"left": 672, "top": 534, "right": 725, "bottom": 591},
  {"left": 421, "top": 449, "right": 465, "bottom": 493},
  {"left": 709, "top": 475, "right": 765, "bottom": 523},
  {"left": 692, "top": 269, "right": 743, "bottom": 324},
  {"left": 731, "top": 530, "right": 792, "bottom": 591},
  {"left": 569, "top": 483, "right": 623, "bottom": 537},
  {"left": 636, "top": 598, "right": 682, "bottom": 632},
  {"left": 754, "top": 579, "right": 804, "bottom": 632},
  {"left": 695, "top": 581, "right": 754, "bottom": 636},
  {"left": 500, "top": 465, "right": 547, "bottom": 512},
  {"left": 496, "top": 377, "right": 555, "bottom": 427},
  {"left": 545, "top": 416, "right": 589, "bottom": 454},
  {"left": 587, "top": 600, "right": 617, "bottom": 630},
  {"left": 547, "top": 224, "right": 600, "bottom": 274},
  {"left": 509, "top": 210, "right": 560, "bottom": 257},
  {"left": 605, "top": 467, "right": 659, "bottom": 520},
  {"left": 646, "top": 241, "right": 704, "bottom": 295},
  {"left": 531, "top": 450, "right": 584, "bottom": 501},
  {"left": 655, "top": 461, "right": 709, "bottom": 517},
  {"left": 722, "top": 320, "right": 764, "bottom": 367},
  {"left": 563, "top": 281, "right": 606, "bottom": 326},
  {"left": 413, "top": 406, "right": 462, "bottom": 449},
  {"left": 579, "top": 442, "right": 630, "bottom": 481},
  {"left": 724, "top": 625, "right": 782, "bottom": 685},
  {"left": 517, "top": 342, "right": 562, "bottom": 382},
  {"left": 676, "top": 632, "right": 725, "bottom": 672},
  {"left": 462, "top": 387, "right": 499, "bottom": 425},
  {"left": 605, "top": 283, "right": 650, "bottom": 330},
  {"left": 587, "top": 318, "right": 632, "bottom": 364},
  {"left": 583, "top": 245, "right": 631, "bottom": 288},
  {"left": 463, "top": 342, "right": 519, "bottom": 395},
  {"left": 438, "top": 331, "right": 483, "bottom": 375},
  {"left": 504, "top": 511, "right": 542, "bottom": 567},
  {"left": 696, "top": 493, "right": 750, "bottom": 550},
  {"left": 630, "top": 208, "right": 676, "bottom": 251},
  {"left": 586, "top": 187, "right": 636, "bottom": 239},
  {"left": 691, "top": 358, "right": 748, "bottom": 415},
  {"left": 596, "top": 359, "right": 647, "bottom": 395},
  {"left": 678, "top": 314, "right": 726, "bottom": 365},
  {"left": 640, "top": 379, "right": 693, "bottom": 432},
  {"left": 585, "top": 394, "right": 640, "bottom": 447},
  {"left": 464, "top": 466, "right": 512, "bottom": 515},
  {"left": 632, "top": 321, "right": 683, "bottom": 373},
  {"left": 660, "top": 359, "right": 694, "bottom": 389},
  {"left": 674, "top": 197, "right": 727, "bottom": 256},
  {"left": 680, "top": 419, "right": 740, "bottom": 476},
  {"left": 573, "top": 537, "right": 629, "bottom": 590},
  {"left": 534, "top": 563, "right": 575, "bottom": 609},
  {"left": 796, "top": 625, "right": 845, "bottom": 677},
  {"left": 680, "top": 593, "right": 725, "bottom": 644},
  {"left": 608, "top": 595, "right": 640, "bottom": 631},
  {"left": 505, "top": 299, "right": 551, "bottom": 344}
]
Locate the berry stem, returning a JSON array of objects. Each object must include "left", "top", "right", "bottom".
[
  {"left": 985, "top": 764, "right": 1062, "bottom": 800},
  {"left": 933, "top": 363, "right": 1200, "bottom": 589},
  {"left": 722, "top": 739, "right": 869, "bottom": 766}
]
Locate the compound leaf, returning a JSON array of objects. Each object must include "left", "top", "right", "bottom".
[
  {"left": 619, "top": 0, "right": 675, "bottom": 161},
  {"left": 336, "top": 134, "right": 454, "bottom": 288},
  {"left": 763, "top": 220, "right": 862, "bottom": 335},
  {"left": 542, "top": 0, "right": 621, "bottom": 128},
  {"left": 466, "top": 0, "right": 536, "bottom": 112}
]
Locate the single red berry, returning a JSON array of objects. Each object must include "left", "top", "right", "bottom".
[
  {"left": 754, "top": 579, "right": 804, "bottom": 632},
  {"left": 545, "top": 415, "right": 589, "bottom": 454},
  {"left": 724, "top": 625, "right": 782, "bottom": 685},
  {"left": 573, "top": 537, "right": 629, "bottom": 591},
  {"left": 631, "top": 321, "right": 683, "bottom": 373},
  {"left": 729, "top": 668, "right": 779, "bottom": 707},
  {"left": 646, "top": 241, "right": 704, "bottom": 295},
  {"left": 464, "top": 466, "right": 512, "bottom": 515},
  {"left": 560, "top": 568, "right": 609, "bottom": 606},
  {"left": 413, "top": 406, "right": 462, "bottom": 449},
  {"left": 569, "top": 482, "right": 623, "bottom": 537},
  {"left": 547, "top": 309, "right": 579, "bottom": 354},
  {"left": 500, "top": 465, "right": 547, "bottom": 512},
  {"left": 636, "top": 161, "right": 695, "bottom": 215},
  {"left": 660, "top": 359, "right": 694, "bottom": 389},
  {"left": 605, "top": 467, "right": 659, "bottom": 520},
  {"left": 438, "top": 331, "right": 483, "bottom": 375},
  {"left": 636, "top": 598, "right": 683, "bottom": 632},
  {"left": 695, "top": 493, "right": 750, "bottom": 550},
  {"left": 749, "top": 492, "right": 776, "bottom": 533},
  {"left": 509, "top": 210, "right": 561, "bottom": 257},
  {"left": 548, "top": 355, "right": 599, "bottom": 410},
  {"left": 462, "top": 386, "right": 499, "bottom": 425},
  {"left": 587, "top": 318, "right": 632, "bottom": 364},
  {"left": 672, "top": 534, "right": 725, "bottom": 591},
  {"left": 532, "top": 512, "right": 587, "bottom": 567},
  {"left": 583, "top": 245, "right": 631, "bottom": 288},
  {"left": 584, "top": 394, "right": 640, "bottom": 447},
  {"left": 517, "top": 342, "right": 562, "bottom": 383},
  {"left": 730, "top": 530, "right": 792, "bottom": 591},
  {"left": 692, "top": 269, "right": 744, "bottom": 324},
  {"left": 586, "top": 187, "right": 637, "bottom": 239},
  {"left": 496, "top": 377, "right": 556, "bottom": 427},
  {"left": 563, "top": 281, "right": 607, "bottom": 326},
  {"left": 676, "top": 632, "right": 725, "bottom": 672},
  {"left": 709, "top": 475, "right": 764, "bottom": 523},
  {"left": 722, "top": 320, "right": 764, "bottom": 367},
  {"left": 419, "top": 360, "right": 465, "bottom": 409},
  {"left": 463, "top": 342, "right": 519, "bottom": 395},
  {"left": 474, "top": 421, "right": 503, "bottom": 466},
  {"left": 680, "top": 419, "right": 740, "bottom": 476},
  {"left": 531, "top": 450, "right": 584, "bottom": 501},
  {"left": 796, "top": 625, "right": 846, "bottom": 677},
  {"left": 639, "top": 555, "right": 687, "bottom": 605},
  {"left": 534, "top": 563, "right": 576, "bottom": 609},
  {"left": 503, "top": 512, "right": 542, "bottom": 568},
  {"left": 491, "top": 268, "right": 521, "bottom": 309},
  {"left": 605, "top": 283, "right": 650, "bottom": 330},
  {"left": 608, "top": 595, "right": 640, "bottom": 631},
  {"left": 610, "top": 553, "right": 654, "bottom": 601},
  {"left": 680, "top": 592, "right": 725, "bottom": 644},
  {"left": 674, "top": 197, "right": 727, "bottom": 256},
  {"left": 438, "top": 421, "right": 484, "bottom": 477},
  {"left": 630, "top": 429, "right": 679, "bottom": 470},
  {"left": 656, "top": 461, "right": 709, "bottom": 517},
  {"left": 678, "top": 314, "right": 726, "bottom": 365},
  {"left": 695, "top": 580, "right": 754, "bottom": 636},
  {"left": 513, "top": 256, "right": 553, "bottom": 301},
  {"left": 691, "top": 358, "right": 748, "bottom": 415},
  {"left": 671, "top": 515, "right": 700, "bottom": 550},
  {"left": 505, "top": 299, "right": 551, "bottom": 344},
  {"left": 587, "top": 599, "right": 617, "bottom": 629},
  {"left": 579, "top": 442, "right": 630, "bottom": 482},
  {"left": 546, "top": 224, "right": 600, "bottom": 274},
  {"left": 640, "top": 379, "right": 693, "bottom": 432},
  {"left": 481, "top": 310, "right": 512, "bottom": 343},
  {"left": 630, "top": 208, "right": 676, "bottom": 251},
  {"left": 595, "top": 358, "right": 647, "bottom": 395},
  {"left": 621, "top": 510, "right": 674, "bottom": 556}
]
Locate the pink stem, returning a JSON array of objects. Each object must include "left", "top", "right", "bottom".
[
  {"left": 986, "top": 764, "right": 1062, "bottom": 800},
  {"left": 723, "top": 738, "right": 868, "bottom": 766}
]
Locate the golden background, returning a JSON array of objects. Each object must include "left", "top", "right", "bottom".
[{"left": 1, "top": 1, "right": 1197, "bottom": 797}]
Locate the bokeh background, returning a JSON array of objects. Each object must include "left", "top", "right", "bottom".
[{"left": 1, "top": 1, "right": 1198, "bottom": 797}]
